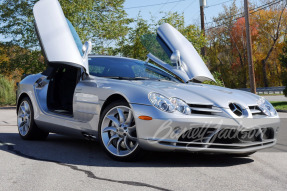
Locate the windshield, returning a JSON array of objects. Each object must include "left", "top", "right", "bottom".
[{"left": 88, "top": 57, "right": 179, "bottom": 82}]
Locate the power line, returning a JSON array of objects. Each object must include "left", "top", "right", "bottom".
[
  {"left": 169, "top": 0, "right": 183, "bottom": 12},
  {"left": 205, "top": 0, "right": 283, "bottom": 30},
  {"left": 124, "top": 0, "right": 187, "bottom": 10},
  {"left": 206, "top": 0, "right": 233, "bottom": 8},
  {"left": 157, "top": 0, "right": 170, "bottom": 12},
  {"left": 182, "top": 0, "right": 196, "bottom": 12},
  {"left": 206, "top": 0, "right": 282, "bottom": 25}
]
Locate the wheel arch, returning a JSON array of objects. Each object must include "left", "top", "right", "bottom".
[
  {"left": 17, "top": 92, "right": 31, "bottom": 113},
  {"left": 100, "top": 94, "right": 130, "bottom": 116}
]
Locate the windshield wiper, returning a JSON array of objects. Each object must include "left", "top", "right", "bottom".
[{"left": 104, "top": 76, "right": 151, "bottom": 80}]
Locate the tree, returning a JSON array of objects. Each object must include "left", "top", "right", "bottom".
[
  {"left": 0, "top": 0, "right": 131, "bottom": 75},
  {"left": 279, "top": 40, "right": 287, "bottom": 97},
  {"left": 119, "top": 12, "right": 207, "bottom": 62},
  {"left": 253, "top": 0, "right": 287, "bottom": 87},
  {"left": 157, "top": 12, "right": 206, "bottom": 54},
  {"left": 117, "top": 15, "right": 151, "bottom": 60},
  {"left": 207, "top": 1, "right": 244, "bottom": 88},
  {"left": 207, "top": 0, "right": 287, "bottom": 88}
]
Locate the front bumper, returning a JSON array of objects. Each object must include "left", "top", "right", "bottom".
[{"left": 131, "top": 104, "right": 280, "bottom": 154}]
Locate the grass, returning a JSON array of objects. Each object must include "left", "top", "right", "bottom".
[
  {"left": 0, "top": 75, "right": 16, "bottom": 106},
  {"left": 270, "top": 101, "right": 287, "bottom": 111}
]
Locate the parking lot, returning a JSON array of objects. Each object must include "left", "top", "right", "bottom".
[{"left": 0, "top": 109, "right": 286, "bottom": 191}]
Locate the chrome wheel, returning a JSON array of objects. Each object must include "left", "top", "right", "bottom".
[
  {"left": 101, "top": 106, "right": 138, "bottom": 157},
  {"left": 17, "top": 101, "right": 31, "bottom": 136}
]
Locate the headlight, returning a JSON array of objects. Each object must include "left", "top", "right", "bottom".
[
  {"left": 257, "top": 97, "right": 277, "bottom": 116},
  {"left": 170, "top": 97, "right": 191, "bottom": 115},
  {"left": 148, "top": 93, "right": 191, "bottom": 115},
  {"left": 148, "top": 93, "right": 175, "bottom": 112}
]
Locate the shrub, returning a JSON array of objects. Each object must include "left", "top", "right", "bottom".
[{"left": 0, "top": 75, "right": 16, "bottom": 106}]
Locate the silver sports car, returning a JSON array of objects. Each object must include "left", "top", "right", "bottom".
[{"left": 17, "top": 0, "right": 280, "bottom": 161}]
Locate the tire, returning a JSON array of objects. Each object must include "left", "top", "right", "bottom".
[
  {"left": 98, "top": 100, "right": 144, "bottom": 161},
  {"left": 17, "top": 97, "right": 49, "bottom": 140}
]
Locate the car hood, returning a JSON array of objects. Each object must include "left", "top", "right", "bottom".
[{"left": 127, "top": 80, "right": 259, "bottom": 109}]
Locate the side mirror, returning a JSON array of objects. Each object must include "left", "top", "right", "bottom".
[
  {"left": 170, "top": 50, "right": 181, "bottom": 69},
  {"left": 82, "top": 40, "right": 92, "bottom": 58}
]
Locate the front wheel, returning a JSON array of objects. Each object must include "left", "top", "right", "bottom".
[
  {"left": 17, "top": 97, "right": 49, "bottom": 140},
  {"left": 98, "top": 100, "right": 143, "bottom": 161}
]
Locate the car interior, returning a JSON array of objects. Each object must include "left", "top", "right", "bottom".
[{"left": 46, "top": 64, "right": 81, "bottom": 115}]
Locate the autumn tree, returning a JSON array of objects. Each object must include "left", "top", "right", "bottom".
[
  {"left": 253, "top": 0, "right": 287, "bottom": 87},
  {"left": 207, "top": 1, "right": 244, "bottom": 88},
  {"left": 207, "top": 0, "right": 287, "bottom": 88}
]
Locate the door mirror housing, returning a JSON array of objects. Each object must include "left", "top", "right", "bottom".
[
  {"left": 82, "top": 40, "right": 92, "bottom": 58},
  {"left": 170, "top": 50, "right": 181, "bottom": 69},
  {"left": 82, "top": 40, "right": 92, "bottom": 75}
]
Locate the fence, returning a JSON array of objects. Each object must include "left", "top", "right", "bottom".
[{"left": 238, "top": 86, "right": 285, "bottom": 94}]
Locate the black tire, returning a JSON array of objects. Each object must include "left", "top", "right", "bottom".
[
  {"left": 98, "top": 100, "right": 144, "bottom": 161},
  {"left": 17, "top": 97, "right": 49, "bottom": 140}
]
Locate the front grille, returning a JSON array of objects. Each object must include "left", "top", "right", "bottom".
[{"left": 187, "top": 104, "right": 222, "bottom": 115}]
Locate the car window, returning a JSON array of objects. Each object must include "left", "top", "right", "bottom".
[{"left": 88, "top": 57, "right": 178, "bottom": 82}]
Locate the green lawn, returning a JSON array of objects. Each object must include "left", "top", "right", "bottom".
[{"left": 271, "top": 101, "right": 287, "bottom": 111}]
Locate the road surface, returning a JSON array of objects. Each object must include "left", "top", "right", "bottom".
[
  {"left": 0, "top": 109, "right": 286, "bottom": 191},
  {"left": 263, "top": 95, "right": 287, "bottom": 102}
]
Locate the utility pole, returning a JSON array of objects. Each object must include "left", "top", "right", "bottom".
[
  {"left": 200, "top": 0, "right": 206, "bottom": 56},
  {"left": 244, "top": 0, "right": 256, "bottom": 94}
]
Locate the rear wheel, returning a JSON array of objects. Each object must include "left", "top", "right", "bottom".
[
  {"left": 99, "top": 100, "right": 143, "bottom": 161},
  {"left": 17, "top": 97, "right": 49, "bottom": 140}
]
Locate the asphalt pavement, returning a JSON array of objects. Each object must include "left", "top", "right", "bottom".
[{"left": 0, "top": 109, "right": 286, "bottom": 191}]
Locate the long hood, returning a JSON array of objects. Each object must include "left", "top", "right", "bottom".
[{"left": 125, "top": 80, "right": 259, "bottom": 109}]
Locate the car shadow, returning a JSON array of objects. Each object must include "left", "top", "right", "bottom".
[{"left": 0, "top": 133, "right": 254, "bottom": 167}]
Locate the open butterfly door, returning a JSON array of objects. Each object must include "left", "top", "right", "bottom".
[{"left": 33, "top": 0, "right": 89, "bottom": 74}]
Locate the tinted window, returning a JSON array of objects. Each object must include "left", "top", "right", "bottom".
[{"left": 88, "top": 57, "right": 178, "bottom": 82}]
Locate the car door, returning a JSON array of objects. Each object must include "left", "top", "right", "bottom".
[
  {"left": 33, "top": 0, "right": 88, "bottom": 73},
  {"left": 73, "top": 78, "right": 101, "bottom": 123}
]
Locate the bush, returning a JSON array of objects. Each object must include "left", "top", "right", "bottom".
[{"left": 0, "top": 75, "right": 16, "bottom": 106}]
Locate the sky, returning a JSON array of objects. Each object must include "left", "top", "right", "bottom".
[
  {"left": 0, "top": 0, "right": 264, "bottom": 42},
  {"left": 123, "top": 0, "right": 243, "bottom": 28}
]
